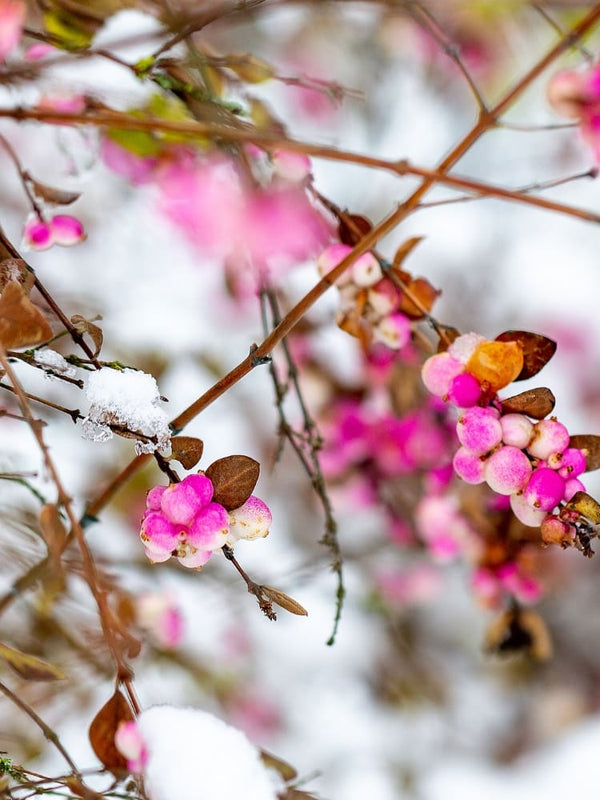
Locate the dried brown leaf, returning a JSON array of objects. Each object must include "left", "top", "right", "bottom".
[
  {"left": 396, "top": 274, "right": 440, "bottom": 320},
  {"left": 338, "top": 214, "right": 373, "bottom": 246},
  {"left": 484, "top": 608, "right": 552, "bottom": 661},
  {"left": 26, "top": 175, "right": 81, "bottom": 207},
  {"left": 260, "top": 750, "right": 298, "bottom": 783},
  {"left": 565, "top": 491, "right": 600, "bottom": 524},
  {"left": 0, "top": 281, "right": 52, "bottom": 349},
  {"left": 0, "top": 259, "right": 28, "bottom": 292},
  {"left": 169, "top": 436, "right": 204, "bottom": 470},
  {"left": 70, "top": 314, "right": 103, "bottom": 357},
  {"left": 0, "top": 641, "right": 66, "bottom": 681},
  {"left": 500, "top": 387, "right": 556, "bottom": 420},
  {"left": 391, "top": 236, "right": 424, "bottom": 271},
  {"left": 568, "top": 434, "right": 600, "bottom": 472},
  {"left": 261, "top": 586, "right": 308, "bottom": 616},
  {"left": 436, "top": 327, "right": 461, "bottom": 353},
  {"left": 89, "top": 690, "right": 133, "bottom": 775},
  {"left": 39, "top": 503, "right": 68, "bottom": 559},
  {"left": 495, "top": 331, "right": 557, "bottom": 380},
  {"left": 205, "top": 455, "right": 260, "bottom": 511}
]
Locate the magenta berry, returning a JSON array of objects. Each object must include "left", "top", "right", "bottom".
[
  {"left": 500, "top": 413, "right": 533, "bottom": 449},
  {"left": 421, "top": 352, "right": 465, "bottom": 397},
  {"left": 456, "top": 406, "right": 502, "bottom": 455},
  {"left": 453, "top": 447, "right": 486, "bottom": 484},
  {"left": 563, "top": 477, "right": 586, "bottom": 502},
  {"left": 523, "top": 467, "right": 566, "bottom": 511},
  {"left": 558, "top": 447, "right": 587, "bottom": 479},
  {"left": 484, "top": 445, "right": 532, "bottom": 495},
  {"left": 448, "top": 372, "right": 481, "bottom": 407},
  {"left": 527, "top": 419, "right": 570, "bottom": 460}
]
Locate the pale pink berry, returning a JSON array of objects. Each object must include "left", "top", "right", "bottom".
[
  {"left": 453, "top": 447, "right": 486, "bottom": 484},
  {"left": 523, "top": 467, "right": 565, "bottom": 511},
  {"left": 421, "top": 352, "right": 465, "bottom": 397},
  {"left": 271, "top": 149, "right": 311, "bottom": 182},
  {"left": 351, "top": 252, "right": 383, "bottom": 287},
  {"left": 527, "top": 419, "right": 570, "bottom": 460},
  {"left": 447, "top": 332, "right": 487, "bottom": 364},
  {"left": 146, "top": 485, "right": 167, "bottom": 510},
  {"left": 372, "top": 312, "right": 411, "bottom": 350},
  {"left": 227, "top": 495, "right": 272, "bottom": 544},
  {"left": 510, "top": 492, "right": 548, "bottom": 527},
  {"left": 115, "top": 721, "right": 148, "bottom": 773},
  {"left": 135, "top": 593, "right": 184, "bottom": 648},
  {"left": 564, "top": 477, "right": 586, "bottom": 502},
  {"left": 541, "top": 514, "right": 576, "bottom": 546},
  {"left": 456, "top": 406, "right": 502, "bottom": 455},
  {"left": 50, "top": 214, "right": 86, "bottom": 246},
  {"left": 484, "top": 446, "right": 532, "bottom": 495},
  {"left": 368, "top": 279, "right": 401, "bottom": 317},
  {"left": 317, "top": 243, "right": 353, "bottom": 286},
  {"left": 447, "top": 372, "right": 481, "bottom": 407},
  {"left": 500, "top": 413, "right": 533, "bottom": 449},
  {"left": 23, "top": 217, "right": 53, "bottom": 250},
  {"left": 160, "top": 476, "right": 214, "bottom": 526},
  {"left": 558, "top": 447, "right": 587, "bottom": 479},
  {"left": 497, "top": 563, "right": 542, "bottom": 604}
]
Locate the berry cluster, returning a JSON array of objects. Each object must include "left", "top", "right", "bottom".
[
  {"left": 317, "top": 244, "right": 412, "bottom": 351},
  {"left": 422, "top": 332, "right": 587, "bottom": 539},
  {"left": 140, "top": 474, "right": 272, "bottom": 569}
]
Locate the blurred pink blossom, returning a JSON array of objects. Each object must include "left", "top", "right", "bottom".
[{"left": 0, "top": 0, "right": 25, "bottom": 61}]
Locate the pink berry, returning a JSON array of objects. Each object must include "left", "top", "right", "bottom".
[
  {"left": 23, "top": 217, "right": 53, "bottom": 250},
  {"left": 447, "top": 372, "right": 481, "bottom": 407},
  {"left": 484, "top": 445, "right": 532, "bottom": 495},
  {"left": 500, "top": 413, "right": 533, "bottom": 449},
  {"left": 527, "top": 419, "right": 570, "bottom": 460},
  {"left": 421, "top": 353, "right": 465, "bottom": 397},
  {"left": 453, "top": 447, "right": 486, "bottom": 484},
  {"left": 368, "top": 279, "right": 400, "bottom": 317},
  {"left": 317, "top": 244, "right": 353, "bottom": 286},
  {"left": 558, "top": 447, "right": 587, "bottom": 479},
  {"left": 510, "top": 493, "right": 548, "bottom": 527},
  {"left": 563, "top": 477, "right": 586, "bottom": 502},
  {"left": 456, "top": 406, "right": 502, "bottom": 455},
  {"left": 351, "top": 252, "right": 383, "bottom": 287},
  {"left": 50, "top": 214, "right": 85, "bottom": 246},
  {"left": 372, "top": 313, "right": 411, "bottom": 350},
  {"left": 540, "top": 514, "right": 576, "bottom": 546},
  {"left": 523, "top": 467, "right": 566, "bottom": 511}
]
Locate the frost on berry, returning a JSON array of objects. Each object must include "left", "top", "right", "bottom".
[
  {"left": 523, "top": 467, "right": 566, "bottom": 511},
  {"left": 527, "top": 419, "right": 570, "bottom": 460},
  {"left": 484, "top": 446, "right": 532, "bottom": 495},
  {"left": 447, "top": 332, "right": 487, "bottom": 364},
  {"left": 465, "top": 340, "right": 524, "bottom": 393},
  {"left": 500, "top": 413, "right": 533, "bottom": 449},
  {"left": 453, "top": 447, "right": 486, "bottom": 484},
  {"left": 456, "top": 406, "right": 502, "bottom": 455},
  {"left": 421, "top": 352, "right": 464, "bottom": 397}
]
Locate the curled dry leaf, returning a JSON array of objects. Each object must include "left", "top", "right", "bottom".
[
  {"left": 0, "top": 281, "right": 52, "bottom": 349},
  {"left": 70, "top": 314, "right": 103, "bottom": 357},
  {"left": 338, "top": 213, "right": 373, "bottom": 246},
  {"left": 495, "top": 330, "right": 557, "bottom": 381},
  {"left": 260, "top": 750, "right": 298, "bottom": 783},
  {"left": 0, "top": 641, "right": 66, "bottom": 681},
  {"left": 484, "top": 607, "right": 552, "bottom": 661},
  {"left": 568, "top": 434, "right": 600, "bottom": 472},
  {"left": 261, "top": 586, "right": 308, "bottom": 616},
  {"left": 565, "top": 490, "right": 600, "bottom": 524},
  {"left": 396, "top": 272, "right": 440, "bottom": 320},
  {"left": 391, "top": 236, "right": 424, "bottom": 271},
  {"left": 25, "top": 174, "right": 81, "bottom": 207},
  {"left": 88, "top": 690, "right": 133, "bottom": 775},
  {"left": 169, "top": 436, "right": 204, "bottom": 470},
  {"left": 205, "top": 454, "right": 260, "bottom": 511},
  {"left": 500, "top": 387, "right": 556, "bottom": 420},
  {"left": 436, "top": 326, "right": 461, "bottom": 353},
  {"left": 39, "top": 503, "right": 68, "bottom": 560}
]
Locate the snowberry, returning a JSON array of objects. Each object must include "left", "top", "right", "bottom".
[
  {"left": 522, "top": 467, "right": 566, "bottom": 511},
  {"left": 447, "top": 372, "right": 482, "bottom": 407},
  {"left": 421, "top": 352, "right": 465, "bottom": 397},
  {"left": 563, "top": 477, "right": 586, "bottom": 502},
  {"left": 527, "top": 419, "right": 570, "bottom": 460},
  {"left": 484, "top": 445, "right": 532, "bottom": 495},
  {"left": 317, "top": 244, "right": 353, "bottom": 286},
  {"left": 447, "top": 332, "right": 487, "bottom": 364},
  {"left": 456, "top": 406, "right": 502, "bottom": 455},
  {"left": 372, "top": 312, "right": 411, "bottom": 350},
  {"left": 540, "top": 514, "right": 576, "bottom": 546},
  {"left": 453, "top": 447, "right": 486, "bottom": 484},
  {"left": 351, "top": 251, "right": 383, "bottom": 287},
  {"left": 226, "top": 496, "right": 272, "bottom": 544},
  {"left": 368, "top": 279, "right": 401, "bottom": 317},
  {"left": 500, "top": 413, "right": 533, "bottom": 449},
  {"left": 510, "top": 492, "right": 548, "bottom": 527},
  {"left": 465, "top": 340, "right": 524, "bottom": 393},
  {"left": 50, "top": 214, "right": 86, "bottom": 246},
  {"left": 558, "top": 447, "right": 587, "bottom": 479}
]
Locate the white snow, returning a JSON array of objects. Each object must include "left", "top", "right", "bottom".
[
  {"left": 136, "top": 706, "right": 282, "bottom": 800},
  {"left": 82, "top": 367, "right": 170, "bottom": 453}
]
